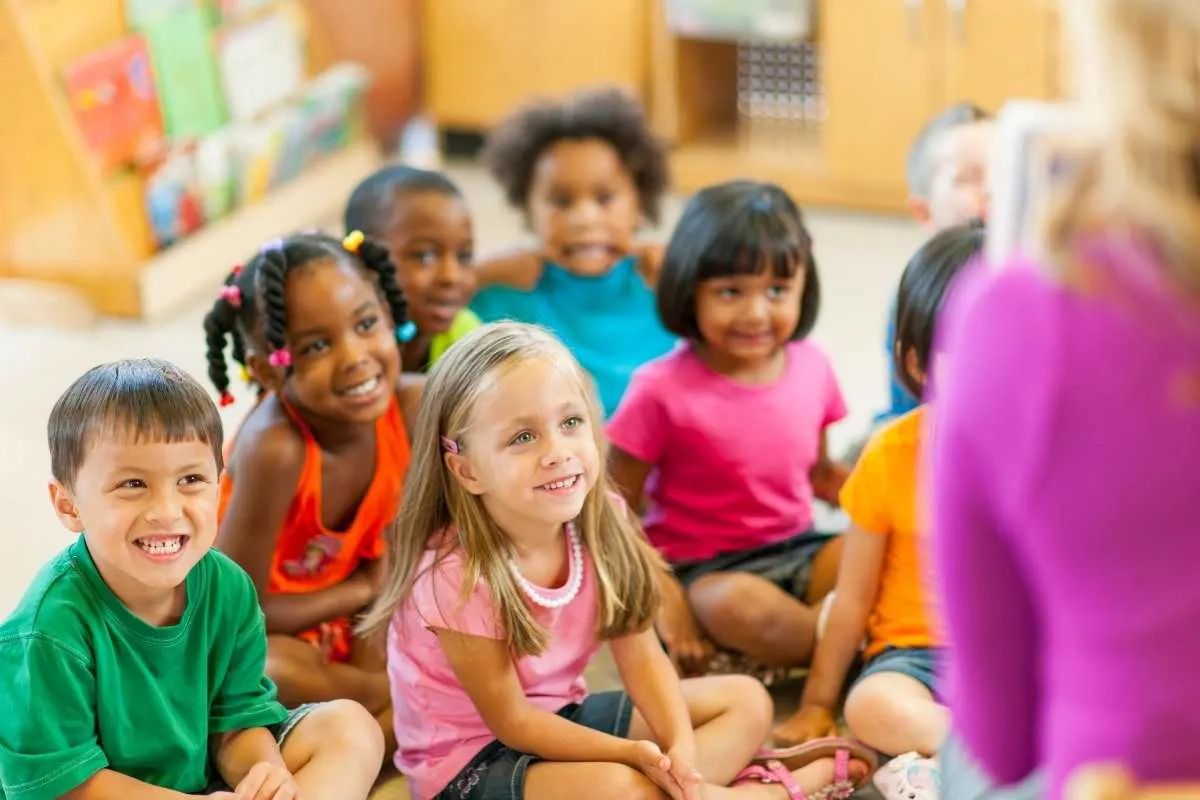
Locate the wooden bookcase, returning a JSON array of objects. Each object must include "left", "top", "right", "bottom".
[{"left": 0, "top": 0, "right": 381, "bottom": 320}]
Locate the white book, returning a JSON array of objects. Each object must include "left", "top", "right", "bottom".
[{"left": 987, "top": 100, "right": 1081, "bottom": 266}]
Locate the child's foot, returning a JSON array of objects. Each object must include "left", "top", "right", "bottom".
[
  {"left": 732, "top": 755, "right": 871, "bottom": 799},
  {"left": 873, "top": 752, "right": 941, "bottom": 800}
]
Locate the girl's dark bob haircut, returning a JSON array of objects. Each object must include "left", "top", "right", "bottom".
[
  {"left": 656, "top": 180, "right": 820, "bottom": 342},
  {"left": 892, "top": 218, "right": 986, "bottom": 399}
]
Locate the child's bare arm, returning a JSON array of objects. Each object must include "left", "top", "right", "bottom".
[
  {"left": 437, "top": 628, "right": 634, "bottom": 763},
  {"left": 63, "top": 771, "right": 194, "bottom": 800},
  {"left": 218, "top": 423, "right": 370, "bottom": 634},
  {"left": 811, "top": 431, "right": 850, "bottom": 507},
  {"left": 211, "top": 727, "right": 286, "bottom": 790},
  {"left": 800, "top": 525, "right": 886, "bottom": 709},
  {"left": 475, "top": 248, "right": 543, "bottom": 290},
  {"left": 608, "top": 447, "right": 652, "bottom": 512},
  {"left": 610, "top": 627, "right": 693, "bottom": 753}
]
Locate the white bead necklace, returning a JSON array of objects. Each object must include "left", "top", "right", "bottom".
[{"left": 509, "top": 523, "right": 583, "bottom": 609}]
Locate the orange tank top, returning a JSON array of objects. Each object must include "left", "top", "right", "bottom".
[{"left": 219, "top": 394, "right": 411, "bottom": 595}]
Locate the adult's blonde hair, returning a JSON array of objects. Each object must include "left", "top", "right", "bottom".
[
  {"left": 359, "top": 322, "right": 664, "bottom": 656},
  {"left": 1046, "top": 0, "right": 1200, "bottom": 293}
]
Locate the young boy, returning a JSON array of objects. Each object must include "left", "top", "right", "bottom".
[
  {"left": 0, "top": 359, "right": 383, "bottom": 800},
  {"left": 883, "top": 102, "right": 993, "bottom": 420}
]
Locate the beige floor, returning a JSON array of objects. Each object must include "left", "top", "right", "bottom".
[{"left": 0, "top": 161, "right": 925, "bottom": 797}]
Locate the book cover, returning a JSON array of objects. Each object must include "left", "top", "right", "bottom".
[{"left": 62, "top": 35, "right": 165, "bottom": 172}]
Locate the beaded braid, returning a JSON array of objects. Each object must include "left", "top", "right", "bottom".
[
  {"left": 356, "top": 237, "right": 410, "bottom": 330},
  {"left": 203, "top": 266, "right": 251, "bottom": 407}
]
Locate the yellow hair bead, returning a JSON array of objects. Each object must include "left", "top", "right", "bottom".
[
  {"left": 238, "top": 365, "right": 252, "bottom": 383},
  {"left": 343, "top": 230, "right": 365, "bottom": 254}
]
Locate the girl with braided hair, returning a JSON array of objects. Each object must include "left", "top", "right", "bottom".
[{"left": 202, "top": 230, "right": 421, "bottom": 751}]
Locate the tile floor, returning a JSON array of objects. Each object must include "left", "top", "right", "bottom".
[{"left": 0, "top": 161, "right": 926, "bottom": 798}]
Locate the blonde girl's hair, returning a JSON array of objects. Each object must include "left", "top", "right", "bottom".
[
  {"left": 1044, "top": 0, "right": 1200, "bottom": 294},
  {"left": 358, "top": 321, "right": 665, "bottom": 656}
]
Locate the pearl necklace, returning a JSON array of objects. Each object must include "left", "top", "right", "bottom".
[{"left": 509, "top": 524, "right": 583, "bottom": 609}]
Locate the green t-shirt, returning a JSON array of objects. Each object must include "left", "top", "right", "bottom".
[
  {"left": 427, "top": 308, "right": 482, "bottom": 369},
  {"left": 0, "top": 537, "right": 287, "bottom": 800}
]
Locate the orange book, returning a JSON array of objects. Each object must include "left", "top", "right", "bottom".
[{"left": 62, "top": 36, "right": 165, "bottom": 172}]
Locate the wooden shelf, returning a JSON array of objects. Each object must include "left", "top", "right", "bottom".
[{"left": 137, "top": 141, "right": 382, "bottom": 319}]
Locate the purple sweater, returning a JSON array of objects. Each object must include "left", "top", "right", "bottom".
[{"left": 929, "top": 238, "right": 1200, "bottom": 798}]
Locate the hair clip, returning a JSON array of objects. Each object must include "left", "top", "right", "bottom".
[
  {"left": 268, "top": 348, "right": 292, "bottom": 368},
  {"left": 219, "top": 285, "right": 242, "bottom": 308},
  {"left": 261, "top": 237, "right": 284, "bottom": 254},
  {"left": 343, "top": 230, "right": 365, "bottom": 254},
  {"left": 230, "top": 263, "right": 243, "bottom": 277},
  {"left": 237, "top": 365, "right": 252, "bottom": 383},
  {"left": 218, "top": 391, "right": 236, "bottom": 408},
  {"left": 440, "top": 435, "right": 460, "bottom": 455},
  {"left": 395, "top": 321, "right": 418, "bottom": 343}
]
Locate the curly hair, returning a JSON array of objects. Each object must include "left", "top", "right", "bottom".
[
  {"left": 481, "top": 87, "right": 670, "bottom": 224},
  {"left": 202, "top": 232, "right": 409, "bottom": 403},
  {"left": 344, "top": 165, "right": 463, "bottom": 239}
]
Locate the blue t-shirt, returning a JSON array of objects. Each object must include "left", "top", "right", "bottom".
[{"left": 470, "top": 256, "right": 678, "bottom": 416}]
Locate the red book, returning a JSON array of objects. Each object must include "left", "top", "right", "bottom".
[{"left": 63, "top": 35, "right": 165, "bottom": 172}]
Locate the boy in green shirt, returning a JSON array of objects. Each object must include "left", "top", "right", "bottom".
[{"left": 0, "top": 359, "right": 384, "bottom": 800}]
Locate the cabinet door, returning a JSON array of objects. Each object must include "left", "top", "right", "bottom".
[
  {"left": 823, "top": 0, "right": 941, "bottom": 195},
  {"left": 423, "top": 0, "right": 645, "bottom": 130},
  {"left": 943, "top": 0, "right": 1057, "bottom": 107},
  {"left": 423, "top": 0, "right": 535, "bottom": 128}
]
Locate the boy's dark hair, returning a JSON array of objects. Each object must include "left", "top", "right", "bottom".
[
  {"left": 656, "top": 180, "right": 821, "bottom": 342},
  {"left": 49, "top": 359, "right": 224, "bottom": 488},
  {"left": 893, "top": 219, "right": 986, "bottom": 399},
  {"left": 202, "top": 232, "right": 408, "bottom": 402},
  {"left": 906, "top": 102, "right": 991, "bottom": 199},
  {"left": 481, "top": 87, "right": 670, "bottom": 224},
  {"left": 343, "top": 165, "right": 462, "bottom": 238}
]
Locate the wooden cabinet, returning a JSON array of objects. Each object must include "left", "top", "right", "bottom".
[
  {"left": 423, "top": 0, "right": 646, "bottom": 129},
  {"left": 660, "top": 0, "right": 1061, "bottom": 212}
]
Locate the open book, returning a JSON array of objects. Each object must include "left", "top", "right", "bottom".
[{"left": 987, "top": 100, "right": 1080, "bottom": 266}]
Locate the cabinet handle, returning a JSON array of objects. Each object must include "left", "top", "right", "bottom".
[
  {"left": 948, "top": 0, "right": 967, "bottom": 40},
  {"left": 904, "top": 0, "right": 922, "bottom": 41}
]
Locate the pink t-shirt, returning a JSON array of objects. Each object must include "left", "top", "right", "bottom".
[
  {"left": 607, "top": 340, "right": 847, "bottom": 563},
  {"left": 388, "top": 532, "right": 600, "bottom": 800}
]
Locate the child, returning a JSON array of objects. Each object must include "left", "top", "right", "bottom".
[
  {"left": 607, "top": 180, "right": 848, "bottom": 679},
  {"left": 882, "top": 103, "right": 992, "bottom": 421},
  {"left": 358, "top": 322, "right": 875, "bottom": 800},
  {"left": 773, "top": 223, "right": 987, "bottom": 799},
  {"left": 470, "top": 87, "right": 678, "bottom": 416},
  {"left": 203, "top": 231, "right": 419, "bottom": 746},
  {"left": 932, "top": 1, "right": 1200, "bottom": 797},
  {"left": 0, "top": 359, "right": 382, "bottom": 800},
  {"left": 344, "top": 165, "right": 481, "bottom": 372}
]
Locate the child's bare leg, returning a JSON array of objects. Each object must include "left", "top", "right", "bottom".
[
  {"left": 804, "top": 538, "right": 843, "bottom": 605},
  {"left": 844, "top": 672, "right": 948, "bottom": 757},
  {"left": 688, "top": 574, "right": 819, "bottom": 667},
  {"left": 350, "top": 634, "right": 396, "bottom": 755},
  {"left": 266, "top": 635, "right": 390, "bottom": 715},
  {"left": 522, "top": 759, "right": 868, "bottom": 799},
  {"left": 280, "top": 699, "right": 384, "bottom": 799},
  {"left": 627, "top": 675, "right": 773, "bottom": 786}
]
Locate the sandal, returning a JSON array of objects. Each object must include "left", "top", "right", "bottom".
[
  {"left": 757, "top": 736, "right": 880, "bottom": 776},
  {"left": 733, "top": 756, "right": 857, "bottom": 800}
]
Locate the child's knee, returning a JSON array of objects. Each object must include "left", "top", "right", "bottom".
[
  {"left": 690, "top": 577, "right": 798, "bottom": 635},
  {"left": 265, "top": 635, "right": 321, "bottom": 688},
  {"left": 843, "top": 674, "right": 930, "bottom": 742},
  {"left": 306, "top": 699, "right": 385, "bottom": 762},
  {"left": 599, "top": 765, "right": 665, "bottom": 800},
  {"left": 721, "top": 674, "right": 774, "bottom": 734}
]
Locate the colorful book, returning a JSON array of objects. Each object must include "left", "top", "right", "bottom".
[
  {"left": 139, "top": 4, "right": 229, "bottom": 138},
  {"left": 62, "top": 35, "right": 165, "bottom": 172}
]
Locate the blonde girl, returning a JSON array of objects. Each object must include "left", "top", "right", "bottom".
[{"left": 360, "top": 322, "right": 873, "bottom": 800}]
